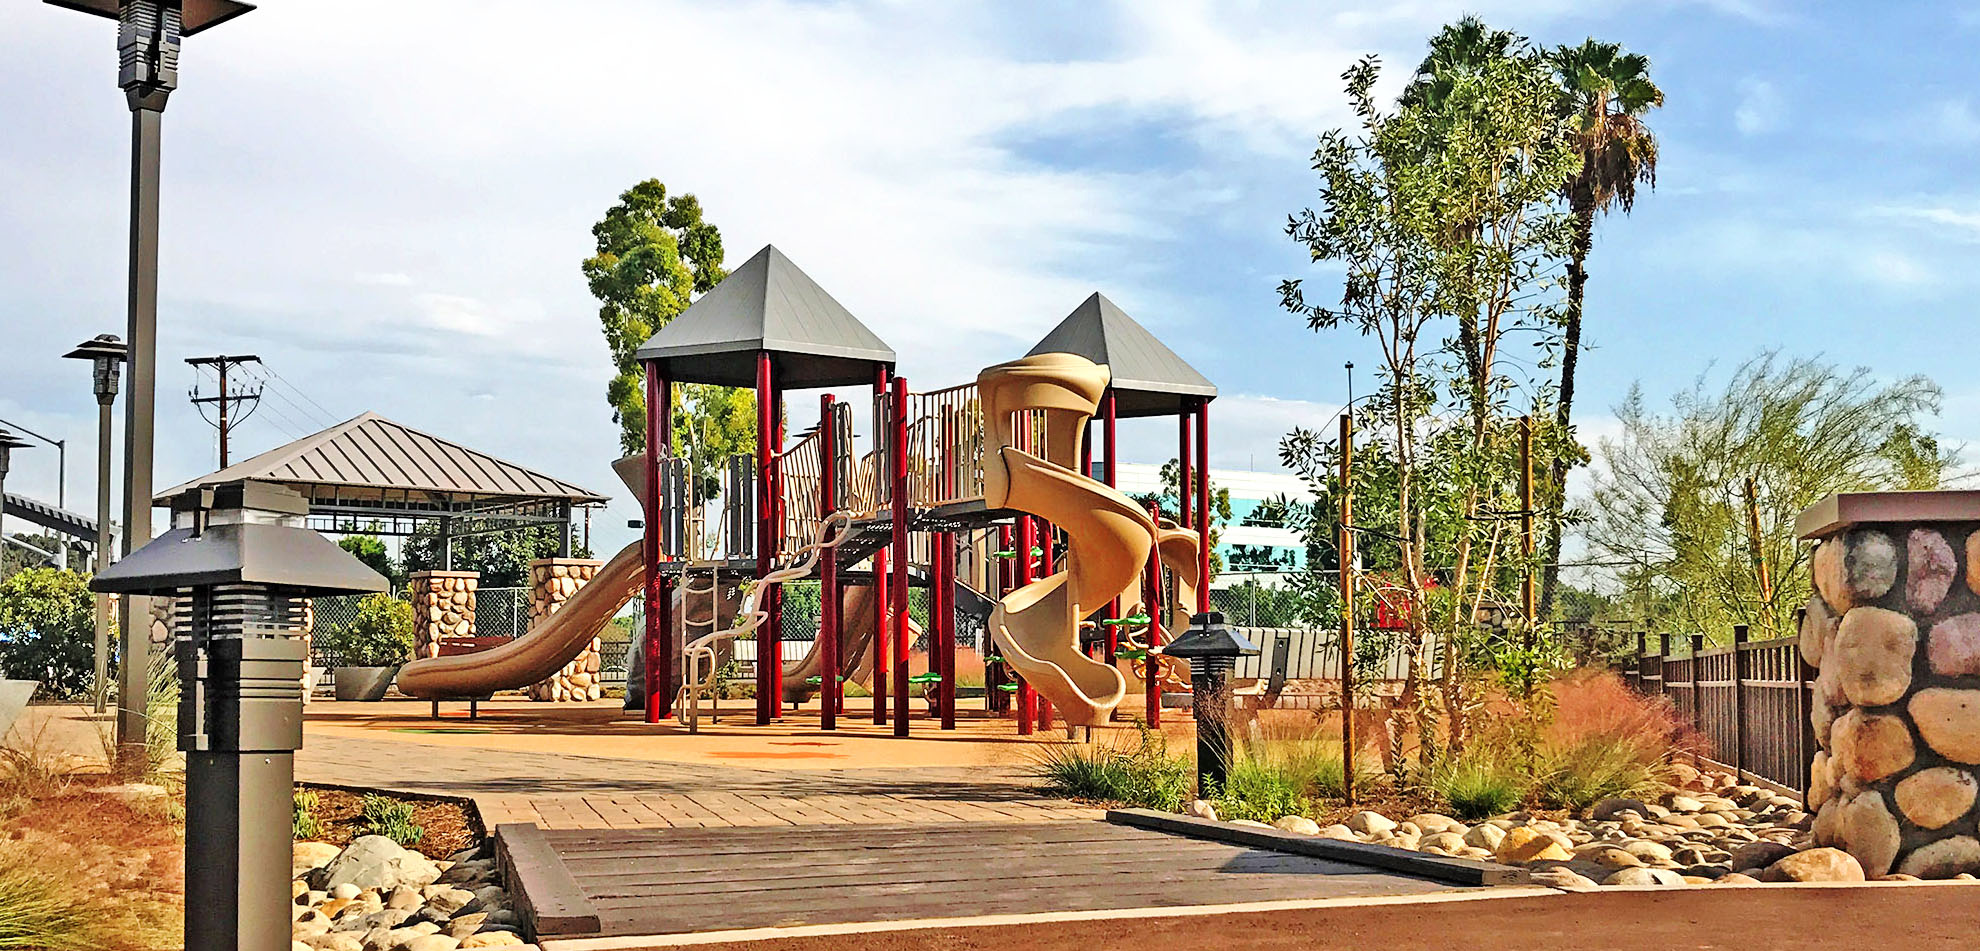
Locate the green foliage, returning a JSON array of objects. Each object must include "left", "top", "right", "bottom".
[
  {"left": 582, "top": 178, "right": 755, "bottom": 499},
  {"left": 0, "top": 847, "right": 102, "bottom": 951},
  {"left": 1030, "top": 728, "right": 1192, "bottom": 812},
  {"left": 359, "top": 794, "right": 423, "bottom": 847},
  {"left": 1586, "top": 352, "right": 1953, "bottom": 641},
  {"left": 1429, "top": 755, "right": 1527, "bottom": 819},
  {"left": 293, "top": 789, "right": 324, "bottom": 841},
  {"left": 1127, "top": 459, "right": 1234, "bottom": 577},
  {"left": 1211, "top": 757, "right": 1310, "bottom": 822},
  {"left": 399, "top": 523, "right": 587, "bottom": 588},
  {"left": 0, "top": 533, "right": 88, "bottom": 582},
  {"left": 337, "top": 533, "right": 397, "bottom": 589},
  {"left": 1531, "top": 735, "right": 1658, "bottom": 811},
  {"left": 0, "top": 568, "right": 99, "bottom": 700},
  {"left": 317, "top": 594, "right": 414, "bottom": 667}
]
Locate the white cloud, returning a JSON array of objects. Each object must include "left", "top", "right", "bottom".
[
  {"left": 1734, "top": 79, "right": 1783, "bottom": 135},
  {"left": 1873, "top": 201, "right": 1980, "bottom": 241},
  {"left": 354, "top": 272, "right": 412, "bottom": 287}
]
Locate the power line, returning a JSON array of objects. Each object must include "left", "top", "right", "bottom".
[
  {"left": 186, "top": 354, "right": 262, "bottom": 467},
  {"left": 260, "top": 364, "right": 339, "bottom": 426}
]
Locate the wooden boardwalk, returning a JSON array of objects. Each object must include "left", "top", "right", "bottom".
[{"left": 516, "top": 819, "right": 1459, "bottom": 938}]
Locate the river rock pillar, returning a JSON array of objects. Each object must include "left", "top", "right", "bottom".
[
  {"left": 1799, "top": 491, "right": 1980, "bottom": 879},
  {"left": 410, "top": 570, "right": 478, "bottom": 658},
  {"left": 526, "top": 558, "right": 604, "bottom": 702}
]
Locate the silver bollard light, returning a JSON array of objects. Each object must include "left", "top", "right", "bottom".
[{"left": 93, "top": 479, "right": 384, "bottom": 951}]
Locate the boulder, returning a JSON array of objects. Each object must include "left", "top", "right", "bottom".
[
  {"left": 1462, "top": 823, "right": 1506, "bottom": 851},
  {"left": 1927, "top": 613, "right": 1980, "bottom": 677},
  {"left": 1622, "top": 840, "right": 1674, "bottom": 864},
  {"left": 1910, "top": 689, "right": 1980, "bottom": 764},
  {"left": 1831, "top": 709, "right": 1915, "bottom": 783},
  {"left": 1713, "top": 872, "right": 1760, "bottom": 885},
  {"left": 1589, "top": 798, "right": 1651, "bottom": 822},
  {"left": 1346, "top": 811, "right": 1397, "bottom": 836},
  {"left": 1727, "top": 840, "right": 1797, "bottom": 870},
  {"left": 1602, "top": 867, "right": 1683, "bottom": 886},
  {"left": 1406, "top": 814, "right": 1464, "bottom": 835},
  {"left": 1894, "top": 767, "right": 1979, "bottom": 830},
  {"left": 1582, "top": 846, "right": 1644, "bottom": 869},
  {"left": 1186, "top": 800, "right": 1218, "bottom": 821},
  {"left": 294, "top": 841, "right": 343, "bottom": 875},
  {"left": 1834, "top": 790, "right": 1901, "bottom": 877},
  {"left": 303, "top": 934, "right": 364, "bottom": 951},
  {"left": 1525, "top": 867, "right": 1600, "bottom": 891},
  {"left": 1271, "top": 815, "right": 1320, "bottom": 836},
  {"left": 1494, "top": 827, "right": 1573, "bottom": 865},
  {"left": 1908, "top": 529, "right": 1958, "bottom": 613},
  {"left": 1895, "top": 836, "right": 1980, "bottom": 879},
  {"left": 1763, "top": 847, "right": 1865, "bottom": 883},
  {"left": 323, "top": 836, "right": 443, "bottom": 894},
  {"left": 1831, "top": 607, "right": 1916, "bottom": 707},
  {"left": 1664, "top": 794, "right": 1704, "bottom": 813},
  {"left": 1801, "top": 596, "right": 1838, "bottom": 667},
  {"left": 404, "top": 937, "right": 461, "bottom": 951},
  {"left": 1317, "top": 824, "right": 1357, "bottom": 840},
  {"left": 459, "top": 934, "right": 523, "bottom": 949},
  {"left": 1807, "top": 751, "right": 1836, "bottom": 811},
  {"left": 1418, "top": 832, "right": 1467, "bottom": 854}
]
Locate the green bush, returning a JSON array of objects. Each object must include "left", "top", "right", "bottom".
[
  {"left": 318, "top": 594, "right": 414, "bottom": 667},
  {"left": 1431, "top": 757, "right": 1528, "bottom": 819},
  {"left": 359, "top": 794, "right": 423, "bottom": 847},
  {"left": 0, "top": 846, "right": 101, "bottom": 951},
  {"left": 1213, "top": 756, "right": 1310, "bottom": 822},
  {"left": 1031, "top": 728, "right": 1191, "bottom": 812},
  {"left": 0, "top": 569, "right": 100, "bottom": 700},
  {"left": 293, "top": 789, "right": 324, "bottom": 840},
  {"left": 1533, "top": 735, "right": 1659, "bottom": 811}
]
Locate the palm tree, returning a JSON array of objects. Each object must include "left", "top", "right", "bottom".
[{"left": 1537, "top": 40, "right": 1663, "bottom": 620}]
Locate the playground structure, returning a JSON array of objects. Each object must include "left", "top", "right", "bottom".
[{"left": 399, "top": 245, "right": 1221, "bottom": 738}]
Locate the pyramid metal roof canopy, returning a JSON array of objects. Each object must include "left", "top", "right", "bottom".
[
  {"left": 633, "top": 244, "right": 896, "bottom": 389},
  {"left": 1025, "top": 292, "right": 1217, "bottom": 418},
  {"left": 154, "top": 412, "right": 606, "bottom": 509}
]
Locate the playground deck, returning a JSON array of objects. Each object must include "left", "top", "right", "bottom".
[{"left": 512, "top": 819, "right": 1458, "bottom": 940}]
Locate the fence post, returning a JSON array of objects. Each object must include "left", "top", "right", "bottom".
[
  {"left": 1731, "top": 623, "right": 1748, "bottom": 780},
  {"left": 1657, "top": 631, "right": 1669, "bottom": 699}
]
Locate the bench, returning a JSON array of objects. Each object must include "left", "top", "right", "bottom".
[{"left": 427, "top": 636, "right": 512, "bottom": 718}]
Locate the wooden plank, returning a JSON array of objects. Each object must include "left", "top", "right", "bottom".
[
  {"left": 1107, "top": 809, "right": 1520, "bottom": 886},
  {"left": 543, "top": 819, "right": 1107, "bottom": 846},
  {"left": 495, "top": 823, "right": 602, "bottom": 937},
  {"left": 552, "top": 827, "right": 1174, "bottom": 863},
  {"left": 565, "top": 837, "right": 1244, "bottom": 882},
  {"left": 577, "top": 848, "right": 1320, "bottom": 897},
  {"left": 545, "top": 823, "right": 1139, "bottom": 859}
]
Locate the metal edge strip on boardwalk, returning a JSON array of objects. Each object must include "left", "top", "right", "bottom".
[
  {"left": 498, "top": 823, "right": 604, "bottom": 937},
  {"left": 1106, "top": 808, "right": 1524, "bottom": 886}
]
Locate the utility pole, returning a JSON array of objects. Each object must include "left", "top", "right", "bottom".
[
  {"left": 186, "top": 354, "right": 262, "bottom": 467},
  {"left": 1743, "top": 476, "right": 1774, "bottom": 636},
  {"left": 1338, "top": 410, "right": 1355, "bottom": 805}
]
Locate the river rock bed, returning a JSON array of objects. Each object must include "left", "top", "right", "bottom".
[
  {"left": 291, "top": 835, "right": 535, "bottom": 951},
  {"left": 1193, "top": 763, "right": 1980, "bottom": 886}
]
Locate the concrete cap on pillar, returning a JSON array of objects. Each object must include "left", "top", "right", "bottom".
[
  {"left": 1160, "top": 612, "right": 1260, "bottom": 659},
  {"left": 1797, "top": 490, "right": 1980, "bottom": 540}
]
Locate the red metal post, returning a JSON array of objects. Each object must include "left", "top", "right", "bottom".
[
  {"left": 993, "top": 523, "right": 1013, "bottom": 714},
  {"left": 937, "top": 532, "right": 957, "bottom": 729},
  {"left": 1143, "top": 499, "right": 1162, "bottom": 727},
  {"left": 1194, "top": 398, "right": 1211, "bottom": 615},
  {"left": 873, "top": 367, "right": 891, "bottom": 725},
  {"left": 1016, "top": 510, "right": 1036, "bottom": 735},
  {"left": 754, "top": 351, "right": 775, "bottom": 725},
  {"left": 769, "top": 374, "right": 787, "bottom": 715},
  {"left": 1177, "top": 409, "right": 1193, "bottom": 543},
  {"left": 890, "top": 376, "right": 912, "bottom": 737},
  {"left": 642, "top": 362, "right": 670, "bottom": 722},
  {"left": 819, "top": 394, "right": 840, "bottom": 731}
]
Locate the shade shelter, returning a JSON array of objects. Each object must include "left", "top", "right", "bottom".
[
  {"left": 1025, "top": 291, "right": 1218, "bottom": 723},
  {"left": 153, "top": 411, "right": 606, "bottom": 562},
  {"left": 633, "top": 244, "right": 897, "bottom": 725}
]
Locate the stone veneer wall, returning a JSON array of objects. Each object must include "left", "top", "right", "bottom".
[
  {"left": 526, "top": 559, "right": 603, "bottom": 702},
  {"left": 1805, "top": 525, "right": 1980, "bottom": 878},
  {"left": 410, "top": 571, "right": 478, "bottom": 659}
]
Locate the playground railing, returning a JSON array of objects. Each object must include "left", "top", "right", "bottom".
[
  {"left": 776, "top": 426, "right": 824, "bottom": 561},
  {"left": 903, "top": 382, "right": 987, "bottom": 508}
]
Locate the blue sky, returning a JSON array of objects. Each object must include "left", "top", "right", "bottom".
[{"left": 2, "top": 0, "right": 1976, "bottom": 557}]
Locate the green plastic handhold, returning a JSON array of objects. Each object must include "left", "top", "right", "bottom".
[
  {"left": 806, "top": 676, "right": 823, "bottom": 685},
  {"left": 908, "top": 672, "right": 943, "bottom": 685},
  {"left": 1101, "top": 614, "right": 1152, "bottom": 626},
  {"left": 990, "top": 549, "right": 1018, "bottom": 558},
  {"left": 1117, "top": 649, "right": 1149, "bottom": 660},
  {"left": 996, "top": 682, "right": 1021, "bottom": 693}
]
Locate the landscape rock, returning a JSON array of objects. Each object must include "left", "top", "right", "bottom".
[
  {"left": 459, "top": 934, "right": 523, "bottom": 949},
  {"left": 1727, "top": 840, "right": 1798, "bottom": 870},
  {"left": 1407, "top": 814, "right": 1464, "bottom": 834},
  {"left": 1895, "top": 836, "right": 1980, "bottom": 879},
  {"left": 1581, "top": 845, "right": 1644, "bottom": 869},
  {"left": 426, "top": 887, "right": 477, "bottom": 916},
  {"left": 324, "top": 836, "right": 442, "bottom": 893},
  {"left": 1910, "top": 689, "right": 1980, "bottom": 763},
  {"left": 1831, "top": 607, "right": 1916, "bottom": 706},
  {"left": 1621, "top": 840, "right": 1674, "bottom": 864},
  {"left": 1801, "top": 596, "right": 1838, "bottom": 667},
  {"left": 1418, "top": 832, "right": 1466, "bottom": 854},
  {"left": 404, "top": 937, "right": 461, "bottom": 951},
  {"left": 1602, "top": 867, "right": 1683, "bottom": 886},
  {"left": 1494, "top": 827, "right": 1573, "bottom": 865},
  {"left": 1807, "top": 751, "right": 1836, "bottom": 811},
  {"left": 1908, "top": 529, "right": 1957, "bottom": 612},
  {"left": 295, "top": 841, "right": 344, "bottom": 874},
  {"left": 1526, "top": 867, "right": 1600, "bottom": 891},
  {"left": 1346, "top": 811, "right": 1396, "bottom": 836},
  {"left": 1713, "top": 872, "right": 1760, "bottom": 885},
  {"left": 304, "top": 934, "right": 364, "bottom": 951},
  {"left": 1271, "top": 815, "right": 1320, "bottom": 836},
  {"left": 1831, "top": 709, "right": 1915, "bottom": 782},
  {"left": 1895, "top": 767, "right": 1979, "bottom": 830},
  {"left": 1186, "top": 799, "right": 1218, "bottom": 821},
  {"left": 1230, "top": 819, "right": 1273, "bottom": 829},
  {"left": 330, "top": 883, "right": 362, "bottom": 901},
  {"left": 1590, "top": 798, "right": 1651, "bottom": 822},
  {"left": 1317, "top": 824, "right": 1357, "bottom": 840},
  {"left": 1834, "top": 790, "right": 1902, "bottom": 877},
  {"left": 1928, "top": 613, "right": 1980, "bottom": 677},
  {"left": 1461, "top": 824, "right": 1506, "bottom": 851},
  {"left": 1763, "top": 847, "right": 1864, "bottom": 883},
  {"left": 445, "top": 913, "right": 489, "bottom": 939}
]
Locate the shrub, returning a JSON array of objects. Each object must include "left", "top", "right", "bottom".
[
  {"left": 1212, "top": 756, "right": 1309, "bottom": 822},
  {"left": 0, "top": 569, "right": 99, "bottom": 700},
  {"left": 1031, "top": 728, "right": 1191, "bottom": 812},
  {"left": 318, "top": 594, "right": 415, "bottom": 667},
  {"left": 1533, "top": 735, "right": 1660, "bottom": 811},
  {"left": 1431, "top": 756, "right": 1527, "bottom": 819},
  {"left": 293, "top": 789, "right": 324, "bottom": 840},
  {"left": 0, "top": 845, "right": 102, "bottom": 951},
  {"left": 359, "top": 794, "right": 423, "bottom": 847}
]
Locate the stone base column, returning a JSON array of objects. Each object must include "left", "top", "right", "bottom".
[
  {"left": 1801, "top": 493, "right": 1980, "bottom": 879},
  {"left": 526, "top": 558, "right": 604, "bottom": 702},
  {"left": 411, "top": 571, "right": 479, "bottom": 658}
]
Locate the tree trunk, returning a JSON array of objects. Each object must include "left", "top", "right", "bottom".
[{"left": 1538, "top": 197, "right": 1597, "bottom": 620}]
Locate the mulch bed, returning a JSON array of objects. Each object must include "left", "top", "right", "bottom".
[{"left": 297, "top": 784, "right": 479, "bottom": 860}]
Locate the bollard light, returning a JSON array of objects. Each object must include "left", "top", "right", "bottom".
[
  {"left": 1160, "top": 611, "right": 1258, "bottom": 796},
  {"left": 93, "top": 479, "right": 383, "bottom": 951},
  {"left": 0, "top": 429, "right": 33, "bottom": 546},
  {"left": 63, "top": 334, "right": 128, "bottom": 712}
]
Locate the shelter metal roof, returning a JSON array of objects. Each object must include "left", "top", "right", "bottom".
[
  {"left": 154, "top": 412, "right": 607, "bottom": 509},
  {"left": 1025, "top": 292, "right": 1216, "bottom": 418},
  {"left": 633, "top": 244, "right": 896, "bottom": 389}
]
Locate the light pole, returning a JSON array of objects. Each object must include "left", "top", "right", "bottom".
[
  {"left": 0, "top": 431, "right": 34, "bottom": 558},
  {"left": 0, "top": 418, "right": 69, "bottom": 568},
  {"left": 63, "top": 334, "right": 128, "bottom": 714},
  {"left": 46, "top": 0, "right": 257, "bottom": 776}
]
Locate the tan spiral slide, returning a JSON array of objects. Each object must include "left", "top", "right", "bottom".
[{"left": 979, "top": 353, "right": 1154, "bottom": 726}]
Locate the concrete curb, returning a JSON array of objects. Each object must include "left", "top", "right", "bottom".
[{"left": 1106, "top": 808, "right": 1525, "bottom": 886}]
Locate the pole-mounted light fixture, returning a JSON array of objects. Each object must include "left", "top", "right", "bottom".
[
  {"left": 64, "top": 334, "right": 129, "bottom": 406},
  {"left": 63, "top": 334, "right": 129, "bottom": 713}
]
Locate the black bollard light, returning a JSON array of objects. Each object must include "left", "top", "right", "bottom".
[
  {"left": 1160, "top": 611, "right": 1258, "bottom": 796},
  {"left": 93, "top": 479, "right": 383, "bottom": 951}
]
